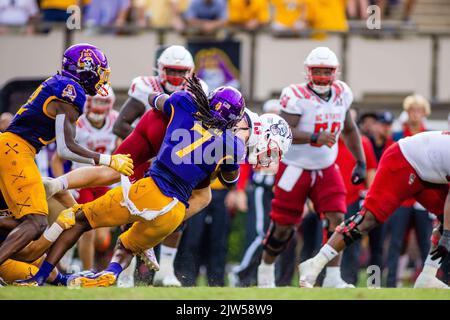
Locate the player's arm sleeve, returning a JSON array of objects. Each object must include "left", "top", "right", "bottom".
[{"left": 54, "top": 101, "right": 104, "bottom": 165}]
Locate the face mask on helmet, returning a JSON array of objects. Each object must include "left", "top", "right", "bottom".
[
  {"left": 87, "top": 112, "right": 107, "bottom": 123},
  {"left": 85, "top": 94, "right": 113, "bottom": 123},
  {"left": 249, "top": 140, "right": 282, "bottom": 175},
  {"left": 307, "top": 67, "right": 337, "bottom": 94},
  {"left": 248, "top": 113, "right": 292, "bottom": 173},
  {"left": 159, "top": 66, "right": 192, "bottom": 93}
]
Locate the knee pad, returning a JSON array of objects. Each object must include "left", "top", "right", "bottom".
[
  {"left": 262, "top": 222, "right": 294, "bottom": 257},
  {"left": 335, "top": 208, "right": 367, "bottom": 246}
]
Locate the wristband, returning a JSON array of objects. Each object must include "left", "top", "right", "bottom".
[
  {"left": 152, "top": 93, "right": 165, "bottom": 108},
  {"left": 310, "top": 133, "right": 319, "bottom": 144},
  {"left": 99, "top": 154, "right": 111, "bottom": 166},
  {"left": 43, "top": 223, "right": 64, "bottom": 242}
]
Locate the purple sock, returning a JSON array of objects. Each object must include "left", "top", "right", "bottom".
[
  {"left": 34, "top": 261, "right": 55, "bottom": 285},
  {"left": 105, "top": 262, "right": 123, "bottom": 277}
]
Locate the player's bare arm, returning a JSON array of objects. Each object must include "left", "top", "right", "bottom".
[
  {"left": 51, "top": 101, "right": 133, "bottom": 176},
  {"left": 281, "top": 111, "right": 336, "bottom": 146},
  {"left": 148, "top": 92, "right": 170, "bottom": 110},
  {"left": 113, "top": 97, "right": 146, "bottom": 139},
  {"left": 341, "top": 109, "right": 366, "bottom": 184}
]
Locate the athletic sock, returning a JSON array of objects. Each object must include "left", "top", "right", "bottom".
[
  {"left": 316, "top": 244, "right": 338, "bottom": 267},
  {"left": 160, "top": 245, "right": 177, "bottom": 262},
  {"left": 160, "top": 245, "right": 177, "bottom": 274},
  {"left": 422, "top": 253, "right": 441, "bottom": 276},
  {"left": 325, "top": 266, "right": 341, "bottom": 279},
  {"left": 105, "top": 262, "right": 123, "bottom": 278},
  {"left": 34, "top": 261, "right": 56, "bottom": 285},
  {"left": 260, "top": 260, "right": 275, "bottom": 269}
]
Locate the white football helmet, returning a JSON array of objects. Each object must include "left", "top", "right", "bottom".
[
  {"left": 304, "top": 47, "right": 339, "bottom": 94},
  {"left": 157, "top": 45, "right": 195, "bottom": 93},
  {"left": 85, "top": 86, "right": 115, "bottom": 123},
  {"left": 248, "top": 113, "right": 292, "bottom": 173}
]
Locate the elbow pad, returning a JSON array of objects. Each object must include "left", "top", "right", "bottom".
[{"left": 55, "top": 114, "right": 95, "bottom": 165}]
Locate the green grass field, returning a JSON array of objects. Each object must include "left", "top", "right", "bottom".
[{"left": 0, "top": 287, "right": 449, "bottom": 300}]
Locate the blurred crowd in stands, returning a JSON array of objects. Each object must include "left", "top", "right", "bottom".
[{"left": 0, "top": 0, "right": 416, "bottom": 35}]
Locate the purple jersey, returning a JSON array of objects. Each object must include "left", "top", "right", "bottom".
[
  {"left": 7, "top": 74, "right": 86, "bottom": 153},
  {"left": 149, "top": 91, "right": 245, "bottom": 206}
]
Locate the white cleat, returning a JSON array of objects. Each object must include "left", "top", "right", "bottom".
[
  {"left": 298, "top": 259, "right": 321, "bottom": 288},
  {"left": 257, "top": 263, "right": 275, "bottom": 288},
  {"left": 154, "top": 273, "right": 182, "bottom": 287},
  {"left": 117, "top": 256, "right": 136, "bottom": 288},
  {"left": 414, "top": 273, "right": 449, "bottom": 289},
  {"left": 322, "top": 276, "right": 355, "bottom": 288}
]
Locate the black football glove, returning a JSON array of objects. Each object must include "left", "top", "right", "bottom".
[
  {"left": 351, "top": 161, "right": 366, "bottom": 185},
  {"left": 430, "top": 230, "right": 450, "bottom": 264}
]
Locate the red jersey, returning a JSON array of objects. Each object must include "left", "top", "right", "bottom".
[
  {"left": 114, "top": 109, "right": 167, "bottom": 180},
  {"left": 336, "top": 135, "right": 377, "bottom": 205}
]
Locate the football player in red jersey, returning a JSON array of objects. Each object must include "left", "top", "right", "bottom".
[{"left": 257, "top": 47, "right": 366, "bottom": 288}]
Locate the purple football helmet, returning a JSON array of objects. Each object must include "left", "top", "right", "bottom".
[
  {"left": 61, "top": 43, "right": 110, "bottom": 96},
  {"left": 209, "top": 86, "right": 245, "bottom": 129}
]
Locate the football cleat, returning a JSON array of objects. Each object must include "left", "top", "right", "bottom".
[
  {"left": 257, "top": 263, "right": 275, "bottom": 288},
  {"left": 0, "top": 277, "right": 7, "bottom": 286},
  {"left": 68, "top": 270, "right": 116, "bottom": 288},
  {"left": 414, "top": 273, "right": 449, "bottom": 289},
  {"left": 322, "top": 276, "right": 355, "bottom": 288},
  {"left": 66, "top": 270, "right": 96, "bottom": 288},
  {"left": 139, "top": 248, "right": 160, "bottom": 272},
  {"left": 298, "top": 259, "right": 321, "bottom": 288},
  {"left": 153, "top": 274, "right": 182, "bottom": 287}
]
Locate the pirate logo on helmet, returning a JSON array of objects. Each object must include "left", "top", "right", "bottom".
[{"left": 78, "top": 49, "right": 100, "bottom": 72}]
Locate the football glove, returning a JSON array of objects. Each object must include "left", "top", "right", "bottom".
[
  {"left": 430, "top": 230, "right": 450, "bottom": 264},
  {"left": 351, "top": 160, "right": 366, "bottom": 185},
  {"left": 101, "top": 154, "right": 134, "bottom": 176}
]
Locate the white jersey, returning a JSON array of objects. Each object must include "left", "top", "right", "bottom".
[
  {"left": 398, "top": 131, "right": 450, "bottom": 184},
  {"left": 280, "top": 81, "right": 353, "bottom": 170},
  {"left": 73, "top": 111, "right": 119, "bottom": 169},
  {"left": 128, "top": 75, "right": 210, "bottom": 111}
]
